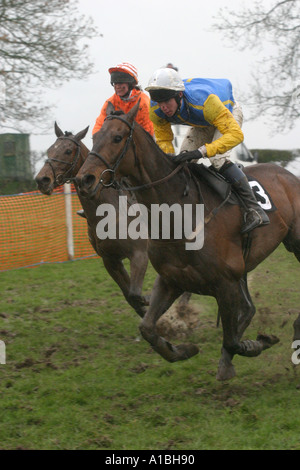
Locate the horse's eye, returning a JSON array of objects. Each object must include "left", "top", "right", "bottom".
[
  {"left": 113, "top": 135, "right": 122, "bottom": 143},
  {"left": 65, "top": 149, "right": 73, "bottom": 155}
]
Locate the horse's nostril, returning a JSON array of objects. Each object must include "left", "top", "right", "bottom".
[
  {"left": 36, "top": 176, "right": 51, "bottom": 186},
  {"left": 82, "top": 174, "right": 96, "bottom": 189}
]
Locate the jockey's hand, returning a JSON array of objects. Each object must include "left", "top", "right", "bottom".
[{"left": 173, "top": 148, "right": 204, "bottom": 163}]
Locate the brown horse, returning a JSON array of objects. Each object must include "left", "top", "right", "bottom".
[
  {"left": 35, "top": 122, "right": 150, "bottom": 317},
  {"left": 75, "top": 102, "right": 300, "bottom": 381}
]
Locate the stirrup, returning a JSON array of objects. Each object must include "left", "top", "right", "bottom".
[{"left": 241, "top": 209, "right": 268, "bottom": 234}]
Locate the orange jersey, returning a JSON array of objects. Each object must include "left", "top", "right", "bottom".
[{"left": 92, "top": 89, "right": 154, "bottom": 136}]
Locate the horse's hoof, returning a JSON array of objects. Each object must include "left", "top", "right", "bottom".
[
  {"left": 128, "top": 294, "right": 147, "bottom": 317},
  {"left": 257, "top": 333, "right": 280, "bottom": 350},
  {"left": 176, "top": 343, "right": 199, "bottom": 360},
  {"left": 217, "top": 348, "right": 236, "bottom": 381},
  {"left": 158, "top": 342, "right": 199, "bottom": 363},
  {"left": 216, "top": 364, "right": 236, "bottom": 381}
]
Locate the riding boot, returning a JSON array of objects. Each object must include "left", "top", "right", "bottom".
[
  {"left": 218, "top": 162, "right": 270, "bottom": 234},
  {"left": 77, "top": 209, "right": 86, "bottom": 219}
]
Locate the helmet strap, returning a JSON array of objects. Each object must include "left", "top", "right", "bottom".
[
  {"left": 120, "top": 90, "right": 133, "bottom": 101},
  {"left": 175, "top": 92, "right": 183, "bottom": 114}
]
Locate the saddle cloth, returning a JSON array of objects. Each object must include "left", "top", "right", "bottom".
[{"left": 188, "top": 163, "right": 276, "bottom": 212}]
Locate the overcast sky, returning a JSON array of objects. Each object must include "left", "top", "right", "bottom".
[{"left": 30, "top": 0, "right": 299, "bottom": 156}]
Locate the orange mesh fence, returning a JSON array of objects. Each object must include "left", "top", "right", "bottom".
[{"left": 0, "top": 185, "right": 97, "bottom": 271}]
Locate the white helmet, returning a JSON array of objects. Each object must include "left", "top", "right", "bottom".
[
  {"left": 145, "top": 68, "right": 185, "bottom": 92},
  {"left": 145, "top": 68, "right": 185, "bottom": 102}
]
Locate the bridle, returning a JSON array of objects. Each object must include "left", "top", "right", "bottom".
[
  {"left": 45, "top": 135, "right": 82, "bottom": 185},
  {"left": 87, "top": 114, "right": 186, "bottom": 193},
  {"left": 87, "top": 115, "right": 136, "bottom": 189}
]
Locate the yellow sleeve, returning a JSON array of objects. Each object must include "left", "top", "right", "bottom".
[
  {"left": 149, "top": 106, "right": 175, "bottom": 154},
  {"left": 203, "top": 94, "right": 244, "bottom": 158}
]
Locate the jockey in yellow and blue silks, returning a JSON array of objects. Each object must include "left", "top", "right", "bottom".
[
  {"left": 145, "top": 68, "right": 269, "bottom": 234},
  {"left": 148, "top": 77, "right": 241, "bottom": 157}
]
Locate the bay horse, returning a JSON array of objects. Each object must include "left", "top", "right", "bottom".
[
  {"left": 35, "top": 122, "right": 150, "bottom": 317},
  {"left": 75, "top": 102, "right": 300, "bottom": 381}
]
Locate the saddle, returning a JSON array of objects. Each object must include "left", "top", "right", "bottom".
[
  {"left": 188, "top": 163, "right": 238, "bottom": 205},
  {"left": 188, "top": 163, "right": 275, "bottom": 212}
]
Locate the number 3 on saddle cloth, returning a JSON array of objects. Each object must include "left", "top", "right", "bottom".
[{"left": 247, "top": 178, "right": 274, "bottom": 212}]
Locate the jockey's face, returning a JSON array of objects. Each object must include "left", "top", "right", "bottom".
[
  {"left": 114, "top": 83, "right": 130, "bottom": 97},
  {"left": 157, "top": 93, "right": 182, "bottom": 117}
]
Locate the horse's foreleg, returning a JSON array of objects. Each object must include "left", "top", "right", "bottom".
[
  {"left": 102, "top": 257, "right": 146, "bottom": 318},
  {"left": 217, "top": 278, "right": 279, "bottom": 381},
  {"left": 139, "top": 275, "right": 199, "bottom": 362},
  {"left": 128, "top": 250, "right": 149, "bottom": 312}
]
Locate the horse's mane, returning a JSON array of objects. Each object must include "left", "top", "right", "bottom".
[{"left": 135, "top": 121, "right": 174, "bottom": 163}]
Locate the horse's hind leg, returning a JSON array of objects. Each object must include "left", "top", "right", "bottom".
[
  {"left": 128, "top": 250, "right": 149, "bottom": 312},
  {"left": 217, "top": 275, "right": 255, "bottom": 380},
  {"left": 283, "top": 235, "right": 300, "bottom": 262},
  {"left": 282, "top": 221, "right": 300, "bottom": 347},
  {"left": 139, "top": 275, "right": 199, "bottom": 362},
  {"left": 293, "top": 314, "right": 300, "bottom": 341},
  {"left": 282, "top": 219, "right": 300, "bottom": 345},
  {"left": 217, "top": 277, "right": 278, "bottom": 381},
  {"left": 283, "top": 214, "right": 300, "bottom": 262},
  {"left": 102, "top": 257, "right": 146, "bottom": 318}
]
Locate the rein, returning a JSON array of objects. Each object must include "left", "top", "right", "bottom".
[
  {"left": 119, "top": 163, "right": 186, "bottom": 192},
  {"left": 45, "top": 135, "right": 82, "bottom": 185}
]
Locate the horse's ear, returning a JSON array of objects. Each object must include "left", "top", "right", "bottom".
[
  {"left": 54, "top": 121, "right": 64, "bottom": 137},
  {"left": 74, "top": 126, "right": 89, "bottom": 142},
  {"left": 106, "top": 101, "right": 115, "bottom": 116},
  {"left": 126, "top": 99, "right": 141, "bottom": 124}
]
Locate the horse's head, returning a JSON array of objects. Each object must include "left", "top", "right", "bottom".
[
  {"left": 76, "top": 100, "right": 140, "bottom": 198},
  {"left": 35, "top": 122, "right": 89, "bottom": 195}
]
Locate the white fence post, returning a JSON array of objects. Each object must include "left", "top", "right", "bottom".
[
  {"left": 0, "top": 340, "right": 6, "bottom": 364},
  {"left": 64, "top": 183, "right": 74, "bottom": 260}
]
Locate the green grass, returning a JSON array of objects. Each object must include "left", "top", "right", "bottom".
[{"left": 0, "top": 244, "right": 299, "bottom": 450}]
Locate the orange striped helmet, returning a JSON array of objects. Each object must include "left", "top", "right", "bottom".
[{"left": 108, "top": 62, "right": 138, "bottom": 85}]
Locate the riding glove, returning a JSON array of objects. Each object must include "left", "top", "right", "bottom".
[{"left": 173, "top": 145, "right": 206, "bottom": 163}]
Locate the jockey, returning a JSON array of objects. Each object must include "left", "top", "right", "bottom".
[
  {"left": 78, "top": 63, "right": 154, "bottom": 219},
  {"left": 92, "top": 62, "right": 154, "bottom": 136},
  {"left": 145, "top": 67, "right": 269, "bottom": 234}
]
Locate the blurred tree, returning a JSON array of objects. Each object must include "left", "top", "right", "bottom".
[
  {"left": 0, "top": 0, "right": 101, "bottom": 132},
  {"left": 214, "top": 0, "right": 300, "bottom": 132}
]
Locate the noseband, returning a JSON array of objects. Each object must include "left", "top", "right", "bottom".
[
  {"left": 45, "top": 135, "right": 82, "bottom": 185},
  {"left": 87, "top": 115, "right": 136, "bottom": 189}
]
